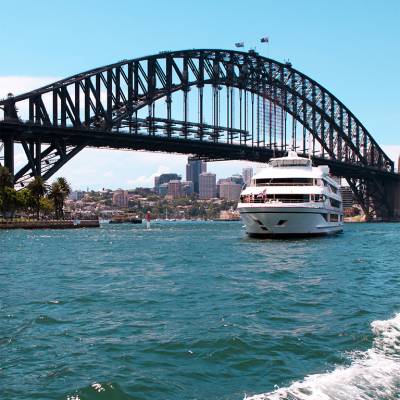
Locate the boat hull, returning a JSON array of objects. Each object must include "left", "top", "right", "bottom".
[{"left": 238, "top": 206, "right": 343, "bottom": 237}]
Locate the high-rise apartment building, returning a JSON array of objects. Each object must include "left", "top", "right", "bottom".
[
  {"left": 242, "top": 167, "right": 253, "bottom": 187},
  {"left": 186, "top": 158, "right": 207, "bottom": 194},
  {"left": 181, "top": 181, "right": 194, "bottom": 197},
  {"left": 230, "top": 174, "right": 244, "bottom": 186},
  {"left": 199, "top": 172, "right": 216, "bottom": 199},
  {"left": 154, "top": 173, "right": 181, "bottom": 194},
  {"left": 112, "top": 189, "right": 129, "bottom": 208},
  {"left": 167, "top": 180, "right": 182, "bottom": 199},
  {"left": 219, "top": 181, "right": 242, "bottom": 201}
]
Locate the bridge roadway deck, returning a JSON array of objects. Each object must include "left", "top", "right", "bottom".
[{"left": 1, "top": 121, "right": 399, "bottom": 182}]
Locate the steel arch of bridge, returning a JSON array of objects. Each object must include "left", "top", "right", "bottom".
[{"left": 0, "top": 49, "right": 398, "bottom": 219}]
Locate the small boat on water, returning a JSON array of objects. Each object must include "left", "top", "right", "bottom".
[
  {"left": 237, "top": 151, "right": 343, "bottom": 238},
  {"left": 109, "top": 215, "right": 142, "bottom": 224}
]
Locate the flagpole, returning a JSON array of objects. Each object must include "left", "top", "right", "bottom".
[{"left": 260, "top": 36, "right": 269, "bottom": 58}]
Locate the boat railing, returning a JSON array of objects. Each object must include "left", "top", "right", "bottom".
[
  {"left": 253, "top": 183, "right": 314, "bottom": 187},
  {"left": 240, "top": 198, "right": 309, "bottom": 204}
]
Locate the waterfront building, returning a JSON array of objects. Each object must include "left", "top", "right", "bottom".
[
  {"left": 219, "top": 181, "right": 242, "bottom": 201},
  {"left": 186, "top": 158, "right": 207, "bottom": 194},
  {"left": 154, "top": 173, "right": 181, "bottom": 194},
  {"left": 168, "top": 180, "right": 182, "bottom": 199},
  {"left": 199, "top": 172, "right": 217, "bottom": 199},
  {"left": 242, "top": 167, "right": 253, "bottom": 186},
  {"left": 112, "top": 189, "right": 129, "bottom": 208}
]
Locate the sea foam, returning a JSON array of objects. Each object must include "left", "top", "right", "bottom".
[{"left": 245, "top": 313, "right": 400, "bottom": 400}]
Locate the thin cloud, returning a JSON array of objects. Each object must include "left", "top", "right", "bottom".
[{"left": 126, "top": 165, "right": 171, "bottom": 188}]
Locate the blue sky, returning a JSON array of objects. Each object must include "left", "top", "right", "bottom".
[{"left": 1, "top": 0, "right": 399, "bottom": 189}]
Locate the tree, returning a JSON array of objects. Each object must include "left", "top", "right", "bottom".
[
  {"left": 39, "top": 197, "right": 54, "bottom": 217},
  {"left": 16, "top": 189, "right": 36, "bottom": 218},
  {"left": 48, "top": 182, "right": 63, "bottom": 219},
  {"left": 28, "top": 177, "right": 48, "bottom": 219},
  {"left": 56, "top": 177, "right": 71, "bottom": 198},
  {"left": 0, "top": 166, "right": 14, "bottom": 218},
  {"left": 48, "top": 177, "right": 71, "bottom": 219},
  {"left": 0, "top": 166, "right": 13, "bottom": 191},
  {"left": 0, "top": 187, "right": 18, "bottom": 219}
]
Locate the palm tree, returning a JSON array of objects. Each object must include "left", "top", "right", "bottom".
[
  {"left": 56, "top": 177, "right": 71, "bottom": 197},
  {"left": 48, "top": 182, "right": 63, "bottom": 219},
  {"left": 56, "top": 177, "right": 71, "bottom": 219},
  {"left": 28, "top": 176, "right": 48, "bottom": 219},
  {"left": 48, "top": 177, "right": 71, "bottom": 219}
]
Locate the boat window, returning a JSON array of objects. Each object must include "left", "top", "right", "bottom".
[
  {"left": 329, "top": 184, "right": 338, "bottom": 194},
  {"left": 272, "top": 194, "right": 310, "bottom": 203},
  {"left": 321, "top": 214, "right": 328, "bottom": 221},
  {"left": 276, "top": 220, "right": 287, "bottom": 226},
  {"left": 240, "top": 193, "right": 310, "bottom": 204},
  {"left": 269, "top": 159, "right": 311, "bottom": 167},
  {"left": 254, "top": 178, "right": 313, "bottom": 186},
  {"left": 330, "top": 214, "right": 339, "bottom": 222},
  {"left": 330, "top": 199, "right": 341, "bottom": 208}
]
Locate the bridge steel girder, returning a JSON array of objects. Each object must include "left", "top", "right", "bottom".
[{"left": 0, "top": 49, "right": 398, "bottom": 219}]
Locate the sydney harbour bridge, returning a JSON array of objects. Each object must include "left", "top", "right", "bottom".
[{"left": 0, "top": 49, "right": 399, "bottom": 219}]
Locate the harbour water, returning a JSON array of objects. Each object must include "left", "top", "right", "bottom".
[{"left": 1, "top": 222, "right": 399, "bottom": 400}]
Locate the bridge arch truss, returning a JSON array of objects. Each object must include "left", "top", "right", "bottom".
[{"left": 0, "top": 49, "right": 398, "bottom": 219}]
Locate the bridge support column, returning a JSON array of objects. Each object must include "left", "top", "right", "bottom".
[
  {"left": 35, "top": 141, "right": 41, "bottom": 177},
  {"left": 385, "top": 179, "right": 400, "bottom": 220},
  {"left": 4, "top": 135, "right": 14, "bottom": 177}
]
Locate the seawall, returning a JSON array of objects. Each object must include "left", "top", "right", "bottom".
[{"left": 0, "top": 220, "right": 100, "bottom": 230}]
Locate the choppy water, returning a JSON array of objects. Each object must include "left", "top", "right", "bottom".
[{"left": 0, "top": 221, "right": 399, "bottom": 400}]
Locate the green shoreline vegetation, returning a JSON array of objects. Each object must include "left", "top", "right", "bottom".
[{"left": 0, "top": 166, "right": 71, "bottom": 221}]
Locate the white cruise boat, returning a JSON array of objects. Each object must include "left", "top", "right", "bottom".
[{"left": 237, "top": 152, "right": 343, "bottom": 237}]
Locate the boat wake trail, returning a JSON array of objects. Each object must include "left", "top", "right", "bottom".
[{"left": 245, "top": 313, "right": 400, "bottom": 400}]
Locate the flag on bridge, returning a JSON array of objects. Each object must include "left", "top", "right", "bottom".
[
  {"left": 260, "top": 36, "right": 269, "bottom": 43},
  {"left": 235, "top": 42, "right": 245, "bottom": 48}
]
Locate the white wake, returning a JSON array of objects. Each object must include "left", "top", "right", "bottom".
[{"left": 245, "top": 313, "right": 400, "bottom": 400}]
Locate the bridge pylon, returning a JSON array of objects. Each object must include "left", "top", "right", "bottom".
[{"left": 3, "top": 135, "right": 14, "bottom": 176}]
